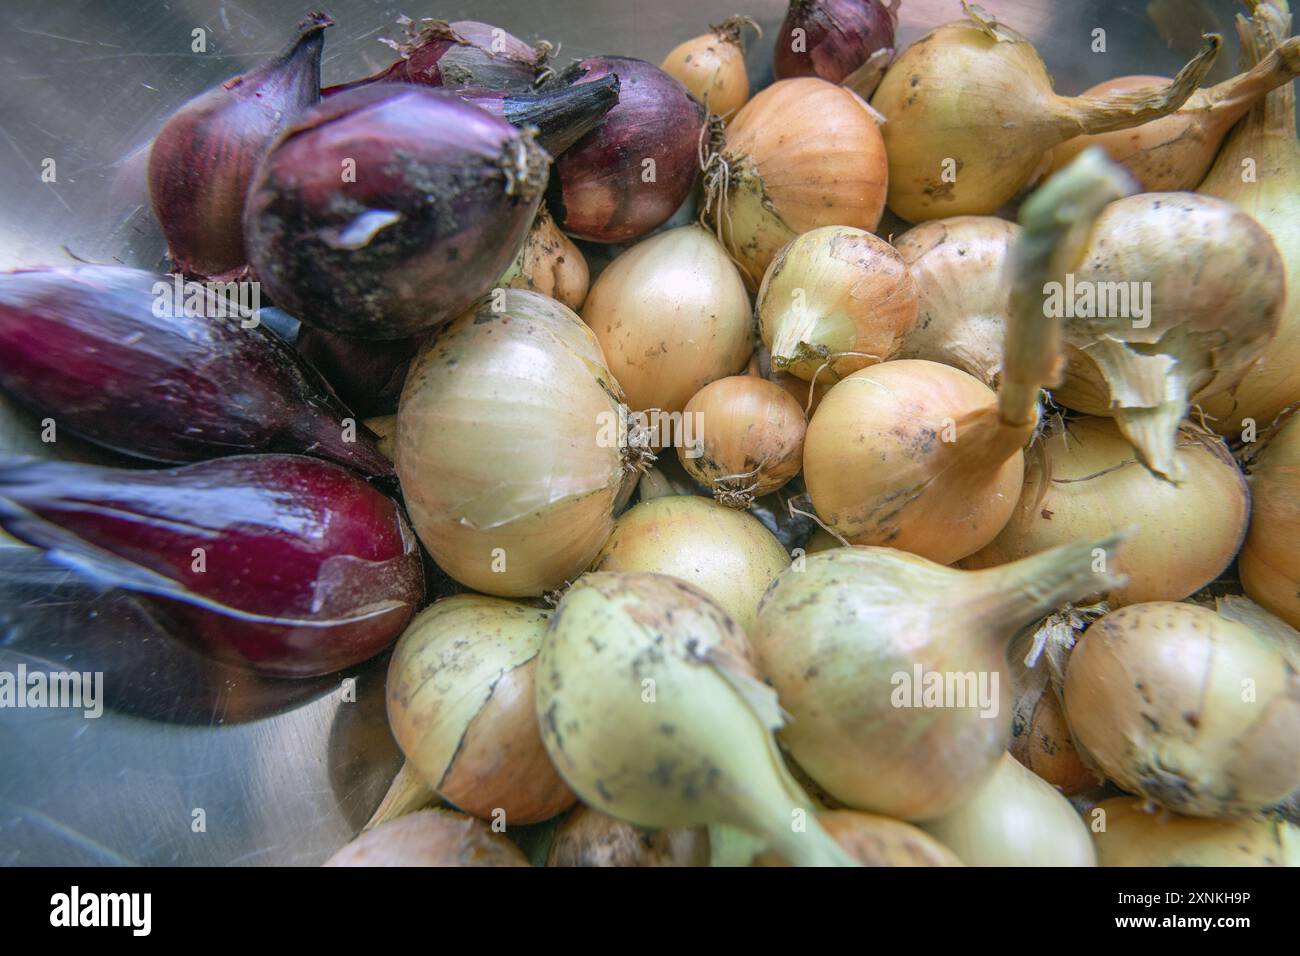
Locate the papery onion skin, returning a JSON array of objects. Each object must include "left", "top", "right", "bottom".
[
  {"left": 324, "top": 809, "right": 530, "bottom": 867},
  {"left": 773, "top": 0, "right": 898, "bottom": 86},
  {"left": 964, "top": 418, "right": 1248, "bottom": 607},
  {"left": 661, "top": 17, "right": 757, "bottom": 118},
  {"left": 581, "top": 225, "right": 753, "bottom": 414},
  {"left": 590, "top": 495, "right": 790, "bottom": 634},
  {"left": 757, "top": 226, "right": 918, "bottom": 383},
  {"left": 1064, "top": 602, "right": 1300, "bottom": 817},
  {"left": 549, "top": 57, "right": 704, "bottom": 243},
  {"left": 245, "top": 86, "right": 548, "bottom": 339},
  {"left": 708, "top": 77, "right": 888, "bottom": 288},
  {"left": 1240, "top": 414, "right": 1300, "bottom": 629},
  {"left": 0, "top": 455, "right": 424, "bottom": 678},
  {"left": 0, "top": 265, "right": 391, "bottom": 476},
  {"left": 1091, "top": 796, "right": 1300, "bottom": 867},
  {"left": 386, "top": 595, "right": 576, "bottom": 825},
  {"left": 498, "top": 205, "right": 590, "bottom": 311},
  {"left": 546, "top": 805, "right": 709, "bottom": 867},
  {"left": 148, "top": 12, "right": 331, "bottom": 279},
  {"left": 396, "top": 290, "right": 638, "bottom": 598},
  {"left": 758, "top": 810, "right": 963, "bottom": 867}
]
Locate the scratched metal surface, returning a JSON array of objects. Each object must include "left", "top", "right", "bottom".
[{"left": 0, "top": 0, "right": 1251, "bottom": 865}]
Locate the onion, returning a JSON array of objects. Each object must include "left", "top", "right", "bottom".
[
  {"left": 395, "top": 290, "right": 644, "bottom": 597},
  {"left": 1063, "top": 601, "right": 1300, "bottom": 817},
  {"left": 498, "top": 205, "right": 590, "bottom": 311},
  {"left": 870, "top": 4, "right": 1219, "bottom": 222},
  {"left": 1048, "top": 38, "right": 1300, "bottom": 191},
  {"left": 964, "top": 417, "right": 1249, "bottom": 606},
  {"left": 1200, "top": 1, "right": 1300, "bottom": 435},
  {"left": 581, "top": 225, "right": 752, "bottom": 414},
  {"left": 589, "top": 495, "right": 790, "bottom": 634},
  {"left": 1241, "top": 414, "right": 1300, "bottom": 628},
  {"left": 1091, "top": 796, "right": 1300, "bottom": 867},
  {"left": 893, "top": 215, "right": 1019, "bottom": 388},
  {"left": 759, "top": 810, "right": 962, "bottom": 866},
  {"left": 324, "top": 809, "right": 529, "bottom": 867},
  {"left": 0, "top": 455, "right": 424, "bottom": 678},
  {"left": 1054, "top": 192, "right": 1285, "bottom": 479},
  {"left": 386, "top": 595, "right": 576, "bottom": 825},
  {"left": 774, "top": 0, "right": 899, "bottom": 91},
  {"left": 537, "top": 572, "right": 857, "bottom": 866},
  {"left": 702, "top": 77, "right": 887, "bottom": 289},
  {"left": 661, "top": 16, "right": 761, "bottom": 118},
  {"left": 455, "top": 77, "right": 621, "bottom": 158},
  {"left": 546, "top": 806, "right": 709, "bottom": 866},
  {"left": 293, "top": 327, "right": 423, "bottom": 420},
  {"left": 1008, "top": 675, "right": 1096, "bottom": 796},
  {"left": 920, "top": 754, "right": 1096, "bottom": 866},
  {"left": 549, "top": 57, "right": 704, "bottom": 243},
  {"left": 148, "top": 12, "right": 331, "bottom": 279},
  {"left": 756, "top": 226, "right": 918, "bottom": 383},
  {"left": 751, "top": 535, "right": 1126, "bottom": 820},
  {"left": 245, "top": 86, "right": 548, "bottom": 339}
]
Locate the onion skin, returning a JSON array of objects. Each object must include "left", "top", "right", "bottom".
[
  {"left": 1241, "top": 414, "right": 1300, "bottom": 629},
  {"left": 1064, "top": 602, "right": 1300, "bottom": 817},
  {"left": 0, "top": 265, "right": 390, "bottom": 476},
  {"left": 660, "top": 18, "right": 755, "bottom": 118},
  {"left": 758, "top": 811, "right": 963, "bottom": 866},
  {"left": 324, "top": 809, "right": 529, "bottom": 867},
  {"left": 148, "top": 12, "right": 331, "bottom": 279},
  {"left": 245, "top": 86, "right": 548, "bottom": 339},
  {"left": 498, "top": 205, "right": 590, "bottom": 311},
  {"left": 964, "top": 418, "right": 1249, "bottom": 607},
  {"left": 590, "top": 495, "right": 790, "bottom": 635},
  {"left": 549, "top": 57, "right": 704, "bottom": 243},
  {"left": 1091, "top": 796, "right": 1300, "bottom": 867},
  {"left": 546, "top": 806, "right": 709, "bottom": 866},
  {"left": 0, "top": 455, "right": 424, "bottom": 678},
  {"left": 773, "top": 0, "right": 898, "bottom": 86}
]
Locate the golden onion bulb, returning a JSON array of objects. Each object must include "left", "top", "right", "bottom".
[
  {"left": 323, "top": 809, "right": 530, "bottom": 867},
  {"left": 1241, "top": 414, "right": 1300, "bottom": 629},
  {"left": 1091, "top": 796, "right": 1300, "bottom": 866},
  {"left": 499, "top": 205, "right": 590, "bottom": 311},
  {"left": 660, "top": 16, "right": 759, "bottom": 118},
  {"left": 546, "top": 805, "right": 709, "bottom": 866},
  {"left": 758, "top": 811, "right": 963, "bottom": 867}
]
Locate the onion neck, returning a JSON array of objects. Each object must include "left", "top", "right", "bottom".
[{"left": 1194, "top": 37, "right": 1300, "bottom": 136}]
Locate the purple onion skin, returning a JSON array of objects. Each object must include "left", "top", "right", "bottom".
[
  {"left": 458, "top": 74, "right": 620, "bottom": 157},
  {"left": 148, "top": 12, "right": 332, "bottom": 279},
  {"left": 244, "top": 85, "right": 549, "bottom": 339},
  {"left": 0, "top": 265, "right": 391, "bottom": 476},
  {"left": 773, "top": 0, "right": 897, "bottom": 84},
  {"left": 0, "top": 455, "right": 424, "bottom": 678},
  {"left": 550, "top": 57, "right": 704, "bottom": 244},
  {"left": 296, "top": 327, "right": 425, "bottom": 417},
  {"left": 323, "top": 19, "right": 544, "bottom": 97}
]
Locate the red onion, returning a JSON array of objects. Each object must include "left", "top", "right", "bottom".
[
  {"left": 244, "top": 85, "right": 549, "bottom": 339},
  {"left": 549, "top": 57, "right": 704, "bottom": 244},
  {"left": 0, "top": 455, "right": 424, "bottom": 678},
  {"left": 0, "top": 265, "right": 390, "bottom": 475},
  {"left": 148, "top": 12, "right": 332, "bottom": 279},
  {"left": 457, "top": 74, "right": 620, "bottom": 157},
  {"left": 773, "top": 0, "right": 898, "bottom": 88},
  {"left": 323, "top": 17, "right": 549, "bottom": 96},
  {"left": 295, "top": 327, "right": 425, "bottom": 418}
]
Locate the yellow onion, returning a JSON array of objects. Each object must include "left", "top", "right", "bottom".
[
  {"left": 677, "top": 376, "right": 807, "bottom": 505},
  {"left": 581, "top": 225, "right": 752, "bottom": 414},
  {"left": 660, "top": 16, "right": 760, "bottom": 118},
  {"left": 386, "top": 595, "right": 576, "bottom": 825},
  {"left": 323, "top": 809, "right": 530, "bottom": 867},
  {"left": 920, "top": 754, "right": 1096, "bottom": 866},
  {"left": 590, "top": 495, "right": 789, "bottom": 634},
  {"left": 894, "top": 216, "right": 1020, "bottom": 388},
  {"left": 499, "top": 205, "right": 590, "bottom": 311},
  {"left": 1053, "top": 192, "right": 1284, "bottom": 480},
  {"left": 396, "top": 290, "right": 644, "bottom": 597},
  {"left": 546, "top": 805, "right": 709, "bottom": 866},
  {"left": 756, "top": 226, "right": 918, "bottom": 383},
  {"left": 758, "top": 811, "right": 963, "bottom": 867},
  {"left": 701, "top": 77, "right": 887, "bottom": 289},
  {"left": 1063, "top": 601, "right": 1300, "bottom": 817},
  {"left": 537, "top": 572, "right": 857, "bottom": 866},
  {"left": 964, "top": 417, "right": 1249, "bottom": 606},
  {"left": 1091, "top": 796, "right": 1300, "bottom": 867},
  {"left": 1242, "top": 414, "right": 1300, "bottom": 629},
  {"left": 1048, "top": 37, "right": 1300, "bottom": 191},
  {"left": 870, "top": 3, "right": 1219, "bottom": 222},
  {"left": 1200, "top": 2, "right": 1300, "bottom": 436},
  {"left": 752, "top": 535, "right": 1125, "bottom": 820}
]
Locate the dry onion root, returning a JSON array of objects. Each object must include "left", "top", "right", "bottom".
[
  {"left": 1240, "top": 413, "right": 1300, "bottom": 629},
  {"left": 660, "top": 16, "right": 761, "bottom": 119},
  {"left": 323, "top": 809, "right": 529, "bottom": 867},
  {"left": 498, "top": 205, "right": 590, "bottom": 311},
  {"left": 1063, "top": 602, "right": 1300, "bottom": 817},
  {"left": 546, "top": 805, "right": 709, "bottom": 866},
  {"left": 1090, "top": 796, "right": 1300, "bottom": 867}
]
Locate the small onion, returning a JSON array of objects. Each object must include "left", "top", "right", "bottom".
[
  {"left": 1063, "top": 601, "right": 1300, "bottom": 817},
  {"left": 773, "top": 0, "right": 899, "bottom": 89},
  {"left": 590, "top": 495, "right": 790, "bottom": 634},
  {"left": 756, "top": 226, "right": 918, "bottom": 383},
  {"left": 1091, "top": 796, "right": 1300, "bottom": 867},
  {"left": 703, "top": 77, "right": 887, "bottom": 288},
  {"left": 323, "top": 809, "right": 529, "bottom": 867},
  {"left": 920, "top": 754, "right": 1096, "bottom": 866},
  {"left": 498, "top": 205, "right": 590, "bottom": 311},
  {"left": 386, "top": 595, "right": 575, "bottom": 825},
  {"left": 1241, "top": 414, "right": 1300, "bottom": 629},
  {"left": 660, "top": 16, "right": 760, "bottom": 118},
  {"left": 395, "top": 290, "right": 644, "bottom": 597},
  {"left": 546, "top": 805, "right": 709, "bottom": 867},
  {"left": 581, "top": 225, "right": 753, "bottom": 414}
]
